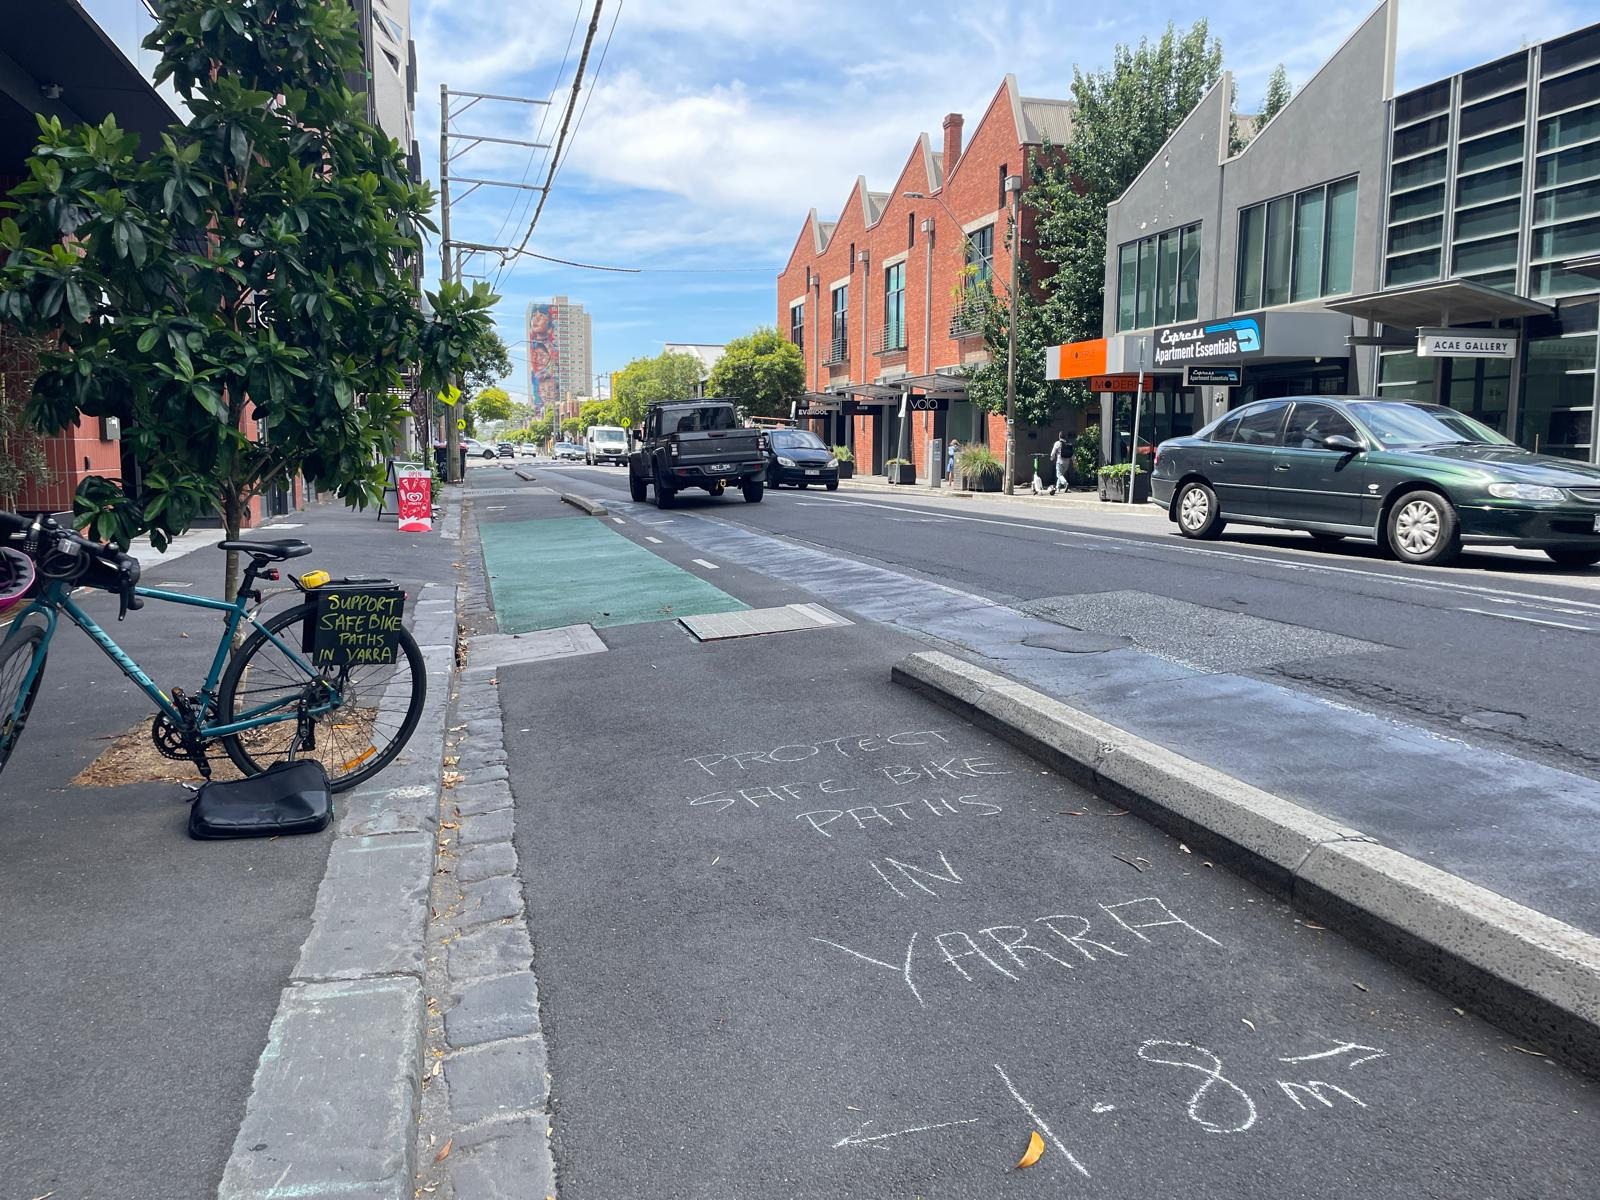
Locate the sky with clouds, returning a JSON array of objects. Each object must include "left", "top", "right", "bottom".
[{"left": 82, "top": 0, "right": 1595, "bottom": 402}]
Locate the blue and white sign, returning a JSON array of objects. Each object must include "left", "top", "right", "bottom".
[{"left": 1154, "top": 314, "right": 1265, "bottom": 368}]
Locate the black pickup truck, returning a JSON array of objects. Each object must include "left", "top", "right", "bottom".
[{"left": 628, "top": 400, "right": 767, "bottom": 507}]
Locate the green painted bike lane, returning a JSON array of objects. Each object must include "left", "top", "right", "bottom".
[{"left": 480, "top": 516, "right": 747, "bottom": 632}]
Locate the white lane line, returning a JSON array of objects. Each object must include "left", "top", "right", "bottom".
[
  {"left": 644, "top": 536, "right": 663, "bottom": 544},
  {"left": 1457, "top": 607, "right": 1598, "bottom": 632},
  {"left": 692, "top": 558, "right": 720, "bottom": 570},
  {"left": 612, "top": 516, "right": 626, "bottom": 525}
]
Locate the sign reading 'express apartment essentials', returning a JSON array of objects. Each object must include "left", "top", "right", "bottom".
[{"left": 311, "top": 587, "right": 405, "bottom": 668}]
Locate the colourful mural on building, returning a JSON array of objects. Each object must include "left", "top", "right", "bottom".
[{"left": 527, "top": 301, "right": 561, "bottom": 415}]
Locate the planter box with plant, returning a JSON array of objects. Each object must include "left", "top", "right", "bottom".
[
  {"left": 832, "top": 445, "right": 854, "bottom": 479},
  {"left": 886, "top": 458, "right": 916, "bottom": 485},
  {"left": 954, "top": 444, "right": 1002, "bottom": 492},
  {"left": 1097, "top": 463, "right": 1151, "bottom": 503}
]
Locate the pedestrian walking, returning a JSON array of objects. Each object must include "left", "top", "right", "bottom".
[
  {"left": 945, "top": 439, "right": 961, "bottom": 482},
  {"left": 1048, "top": 431, "right": 1068, "bottom": 495}
]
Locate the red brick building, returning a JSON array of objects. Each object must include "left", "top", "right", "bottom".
[{"left": 777, "top": 76, "right": 1076, "bottom": 482}]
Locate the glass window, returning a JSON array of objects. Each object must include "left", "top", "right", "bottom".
[
  {"left": 1177, "top": 225, "right": 1201, "bottom": 322},
  {"left": 1263, "top": 195, "right": 1293, "bottom": 307},
  {"left": 1230, "top": 401, "right": 1290, "bottom": 446},
  {"left": 1536, "top": 140, "right": 1600, "bottom": 189},
  {"left": 1209, "top": 411, "right": 1244, "bottom": 443},
  {"left": 1396, "top": 80, "right": 1451, "bottom": 125},
  {"left": 1391, "top": 183, "right": 1447, "bottom": 224},
  {"left": 1283, "top": 402, "right": 1359, "bottom": 448},
  {"left": 1543, "top": 27, "right": 1600, "bottom": 78},
  {"left": 1455, "top": 198, "right": 1521, "bottom": 242},
  {"left": 1457, "top": 163, "right": 1522, "bottom": 207},
  {"left": 1539, "top": 102, "right": 1600, "bottom": 152},
  {"left": 790, "top": 302, "right": 804, "bottom": 352},
  {"left": 1531, "top": 262, "right": 1600, "bottom": 300},
  {"left": 1452, "top": 233, "right": 1520, "bottom": 275},
  {"left": 1392, "top": 149, "right": 1447, "bottom": 192},
  {"left": 1348, "top": 401, "right": 1513, "bottom": 447},
  {"left": 1377, "top": 350, "right": 1436, "bottom": 404},
  {"left": 771, "top": 429, "right": 827, "bottom": 450},
  {"left": 1539, "top": 64, "right": 1600, "bottom": 117},
  {"left": 1532, "top": 219, "right": 1600, "bottom": 261},
  {"left": 672, "top": 405, "right": 738, "bottom": 433},
  {"left": 1533, "top": 178, "right": 1600, "bottom": 225},
  {"left": 1291, "top": 187, "right": 1326, "bottom": 302},
  {"left": 1387, "top": 248, "right": 1443, "bottom": 287},
  {"left": 1459, "top": 126, "right": 1526, "bottom": 174},
  {"left": 967, "top": 224, "right": 994, "bottom": 285},
  {"left": 1323, "top": 177, "right": 1357, "bottom": 296},
  {"left": 1156, "top": 230, "right": 1179, "bottom": 323},
  {"left": 1136, "top": 236, "right": 1157, "bottom": 328},
  {"left": 882, "top": 262, "right": 905, "bottom": 349},
  {"left": 1389, "top": 215, "right": 1444, "bottom": 255},
  {"left": 1460, "top": 89, "right": 1526, "bottom": 139},
  {"left": 1117, "top": 243, "right": 1138, "bottom": 332},
  {"left": 1236, "top": 204, "right": 1265, "bottom": 310},
  {"left": 830, "top": 285, "right": 848, "bottom": 358},
  {"left": 1464, "top": 53, "right": 1528, "bottom": 103},
  {"left": 1517, "top": 333, "right": 1597, "bottom": 459},
  {"left": 1393, "top": 115, "right": 1450, "bottom": 159}
]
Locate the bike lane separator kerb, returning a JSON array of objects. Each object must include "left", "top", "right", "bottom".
[
  {"left": 215, "top": 500, "right": 464, "bottom": 1200},
  {"left": 892, "top": 649, "right": 1600, "bottom": 1078}
]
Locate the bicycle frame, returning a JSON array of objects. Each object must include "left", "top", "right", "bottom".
[{"left": 8, "top": 579, "right": 337, "bottom": 739}]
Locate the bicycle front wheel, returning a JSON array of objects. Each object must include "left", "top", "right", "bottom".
[
  {"left": 216, "top": 602, "right": 427, "bottom": 793},
  {"left": 0, "top": 623, "right": 47, "bottom": 775}
]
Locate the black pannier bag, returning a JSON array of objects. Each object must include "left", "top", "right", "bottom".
[{"left": 188, "top": 759, "right": 333, "bottom": 840}]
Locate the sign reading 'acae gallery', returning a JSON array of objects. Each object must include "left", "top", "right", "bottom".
[{"left": 1416, "top": 328, "right": 1519, "bottom": 359}]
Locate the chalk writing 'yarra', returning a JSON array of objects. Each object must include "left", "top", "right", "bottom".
[{"left": 685, "top": 729, "right": 952, "bottom": 776}]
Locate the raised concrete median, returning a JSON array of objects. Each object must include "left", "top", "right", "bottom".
[{"left": 893, "top": 649, "right": 1600, "bottom": 1075}]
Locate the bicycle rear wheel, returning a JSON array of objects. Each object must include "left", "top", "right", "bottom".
[
  {"left": 0, "top": 624, "right": 47, "bottom": 774},
  {"left": 216, "top": 602, "right": 427, "bottom": 793}
]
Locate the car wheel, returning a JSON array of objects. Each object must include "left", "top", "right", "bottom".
[
  {"left": 742, "top": 479, "right": 764, "bottom": 503},
  {"left": 767, "top": 468, "right": 781, "bottom": 489},
  {"left": 826, "top": 480, "right": 838, "bottom": 492},
  {"left": 629, "top": 471, "right": 648, "bottom": 502},
  {"left": 483, "top": 449, "right": 495, "bottom": 459},
  {"left": 1174, "top": 480, "right": 1225, "bottom": 540},
  {"left": 653, "top": 467, "right": 675, "bottom": 509},
  {"left": 1544, "top": 547, "right": 1600, "bottom": 567},
  {"left": 799, "top": 482, "right": 809, "bottom": 489},
  {"left": 1387, "top": 490, "right": 1460, "bottom": 565}
]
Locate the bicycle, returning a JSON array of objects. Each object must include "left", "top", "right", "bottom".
[{"left": 0, "top": 511, "right": 426, "bottom": 792}]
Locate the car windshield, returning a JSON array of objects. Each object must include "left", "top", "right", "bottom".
[
  {"left": 668, "top": 406, "right": 737, "bottom": 433},
  {"left": 770, "top": 430, "right": 827, "bottom": 450},
  {"left": 1348, "top": 401, "right": 1513, "bottom": 448}
]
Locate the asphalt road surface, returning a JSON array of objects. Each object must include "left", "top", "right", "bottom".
[{"left": 474, "top": 472, "right": 1599, "bottom": 1200}]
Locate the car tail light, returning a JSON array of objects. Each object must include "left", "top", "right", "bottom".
[
  {"left": 669, "top": 438, "right": 679, "bottom": 458},
  {"left": 1153, "top": 444, "right": 1162, "bottom": 466}
]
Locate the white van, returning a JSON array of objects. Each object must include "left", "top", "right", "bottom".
[{"left": 585, "top": 425, "right": 628, "bottom": 465}]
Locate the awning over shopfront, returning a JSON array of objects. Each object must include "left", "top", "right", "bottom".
[
  {"left": 1324, "top": 279, "right": 1552, "bottom": 328},
  {"left": 1049, "top": 311, "right": 1352, "bottom": 381}
]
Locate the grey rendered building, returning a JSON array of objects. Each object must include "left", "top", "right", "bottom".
[{"left": 1070, "top": 0, "right": 1600, "bottom": 468}]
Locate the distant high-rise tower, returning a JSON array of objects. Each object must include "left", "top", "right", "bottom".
[{"left": 526, "top": 296, "right": 594, "bottom": 411}]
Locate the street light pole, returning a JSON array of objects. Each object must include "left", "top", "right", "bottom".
[{"left": 1002, "top": 173, "right": 1023, "bottom": 494}]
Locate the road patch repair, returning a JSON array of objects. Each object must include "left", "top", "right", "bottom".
[
  {"left": 679, "top": 602, "right": 851, "bottom": 641},
  {"left": 479, "top": 515, "right": 746, "bottom": 632},
  {"left": 893, "top": 650, "right": 1600, "bottom": 1074}
]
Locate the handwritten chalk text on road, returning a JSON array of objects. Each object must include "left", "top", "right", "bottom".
[{"left": 686, "top": 729, "right": 953, "bottom": 777}]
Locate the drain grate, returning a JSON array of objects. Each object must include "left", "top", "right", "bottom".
[{"left": 679, "top": 603, "right": 851, "bottom": 641}]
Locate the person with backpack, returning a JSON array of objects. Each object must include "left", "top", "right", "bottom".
[{"left": 1048, "top": 432, "right": 1068, "bottom": 495}]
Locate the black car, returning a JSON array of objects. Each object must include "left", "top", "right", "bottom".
[
  {"left": 1150, "top": 395, "right": 1600, "bottom": 567},
  {"left": 764, "top": 428, "right": 839, "bottom": 490},
  {"left": 496, "top": 442, "right": 515, "bottom": 458}
]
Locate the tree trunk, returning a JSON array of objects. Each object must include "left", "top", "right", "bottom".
[{"left": 221, "top": 490, "right": 243, "bottom": 603}]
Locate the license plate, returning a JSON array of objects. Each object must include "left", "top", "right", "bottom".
[
  {"left": 708, "top": 463, "right": 732, "bottom": 471},
  {"left": 806, "top": 469, "right": 820, "bottom": 476}
]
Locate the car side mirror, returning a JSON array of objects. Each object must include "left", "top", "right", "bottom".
[{"left": 1323, "top": 434, "right": 1363, "bottom": 453}]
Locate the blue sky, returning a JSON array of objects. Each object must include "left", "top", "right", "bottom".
[{"left": 83, "top": 0, "right": 1595, "bottom": 402}]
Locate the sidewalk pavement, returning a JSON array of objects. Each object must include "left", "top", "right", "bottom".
[
  {"left": 4, "top": 493, "right": 462, "bottom": 1200},
  {"left": 840, "top": 472, "right": 1166, "bottom": 516}
]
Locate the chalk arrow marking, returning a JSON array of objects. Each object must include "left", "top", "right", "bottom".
[{"left": 832, "top": 1118, "right": 980, "bottom": 1149}]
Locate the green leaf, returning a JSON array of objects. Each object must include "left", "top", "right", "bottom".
[
  {"left": 137, "top": 327, "right": 160, "bottom": 353},
  {"left": 230, "top": 125, "right": 249, "bottom": 171},
  {"left": 65, "top": 280, "right": 90, "bottom": 323}
]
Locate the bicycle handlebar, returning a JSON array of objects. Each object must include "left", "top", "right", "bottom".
[{"left": 0, "top": 509, "right": 143, "bottom": 614}]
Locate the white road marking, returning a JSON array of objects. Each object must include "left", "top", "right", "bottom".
[
  {"left": 1456, "top": 607, "right": 1597, "bottom": 632},
  {"left": 692, "top": 558, "right": 720, "bottom": 570},
  {"left": 612, "top": 517, "right": 626, "bottom": 525},
  {"left": 644, "top": 536, "right": 663, "bottom": 544}
]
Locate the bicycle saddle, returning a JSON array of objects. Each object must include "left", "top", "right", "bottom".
[{"left": 217, "top": 539, "right": 312, "bottom": 561}]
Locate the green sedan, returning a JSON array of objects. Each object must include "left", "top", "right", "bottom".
[{"left": 1150, "top": 397, "right": 1600, "bottom": 567}]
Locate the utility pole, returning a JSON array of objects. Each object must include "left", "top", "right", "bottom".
[
  {"left": 1002, "top": 172, "right": 1024, "bottom": 494},
  {"left": 437, "top": 84, "right": 550, "bottom": 483}
]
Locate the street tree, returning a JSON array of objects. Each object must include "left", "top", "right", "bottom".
[
  {"left": 706, "top": 327, "right": 805, "bottom": 420},
  {"left": 1260, "top": 65, "right": 1292, "bottom": 125},
  {"left": 0, "top": 0, "right": 501, "bottom": 597},
  {"left": 473, "top": 386, "right": 515, "bottom": 424},
  {"left": 611, "top": 351, "right": 705, "bottom": 428},
  {"left": 560, "top": 416, "right": 584, "bottom": 439},
  {"left": 578, "top": 397, "right": 624, "bottom": 428},
  {"left": 966, "top": 21, "right": 1223, "bottom": 426}
]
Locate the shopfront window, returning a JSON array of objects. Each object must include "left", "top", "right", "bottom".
[
  {"left": 1377, "top": 349, "right": 1436, "bottom": 404},
  {"left": 1237, "top": 177, "right": 1356, "bottom": 309},
  {"left": 1117, "top": 222, "right": 1202, "bottom": 331},
  {"left": 1518, "top": 300, "right": 1598, "bottom": 460}
]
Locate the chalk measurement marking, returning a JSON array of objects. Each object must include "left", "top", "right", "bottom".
[
  {"left": 1278, "top": 1039, "right": 1388, "bottom": 1069},
  {"left": 993, "top": 1063, "right": 1090, "bottom": 1178},
  {"left": 831, "top": 1117, "right": 980, "bottom": 1150},
  {"left": 1137, "top": 1041, "right": 1257, "bottom": 1134},
  {"left": 644, "top": 536, "right": 663, "bottom": 544},
  {"left": 692, "top": 558, "right": 720, "bottom": 570}
]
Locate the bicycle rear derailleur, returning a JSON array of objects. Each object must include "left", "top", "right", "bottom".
[{"left": 151, "top": 687, "right": 212, "bottom": 779}]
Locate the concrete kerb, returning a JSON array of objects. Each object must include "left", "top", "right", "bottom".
[
  {"left": 217, "top": 501, "right": 464, "bottom": 1200},
  {"left": 558, "top": 491, "right": 608, "bottom": 516},
  {"left": 892, "top": 649, "right": 1600, "bottom": 1076}
]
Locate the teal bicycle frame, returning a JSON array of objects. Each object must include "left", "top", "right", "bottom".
[{"left": 8, "top": 578, "right": 339, "bottom": 738}]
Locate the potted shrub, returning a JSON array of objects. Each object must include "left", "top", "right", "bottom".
[
  {"left": 955, "top": 444, "right": 1002, "bottom": 492},
  {"left": 832, "top": 445, "right": 855, "bottom": 479},
  {"left": 886, "top": 457, "right": 916, "bottom": 485},
  {"left": 1097, "top": 463, "right": 1150, "bottom": 503},
  {"left": 1071, "top": 424, "right": 1101, "bottom": 488}
]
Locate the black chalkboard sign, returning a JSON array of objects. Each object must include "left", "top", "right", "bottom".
[{"left": 309, "top": 586, "right": 405, "bottom": 669}]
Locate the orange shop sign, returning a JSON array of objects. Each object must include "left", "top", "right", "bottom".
[{"left": 1047, "top": 338, "right": 1106, "bottom": 380}]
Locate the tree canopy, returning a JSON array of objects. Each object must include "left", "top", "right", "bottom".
[
  {"left": 611, "top": 351, "right": 705, "bottom": 428},
  {"left": 1260, "top": 66, "right": 1292, "bottom": 125},
  {"left": 473, "top": 386, "right": 515, "bottom": 424},
  {"left": 0, "top": 0, "right": 500, "bottom": 594},
  {"left": 706, "top": 327, "right": 804, "bottom": 419}
]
